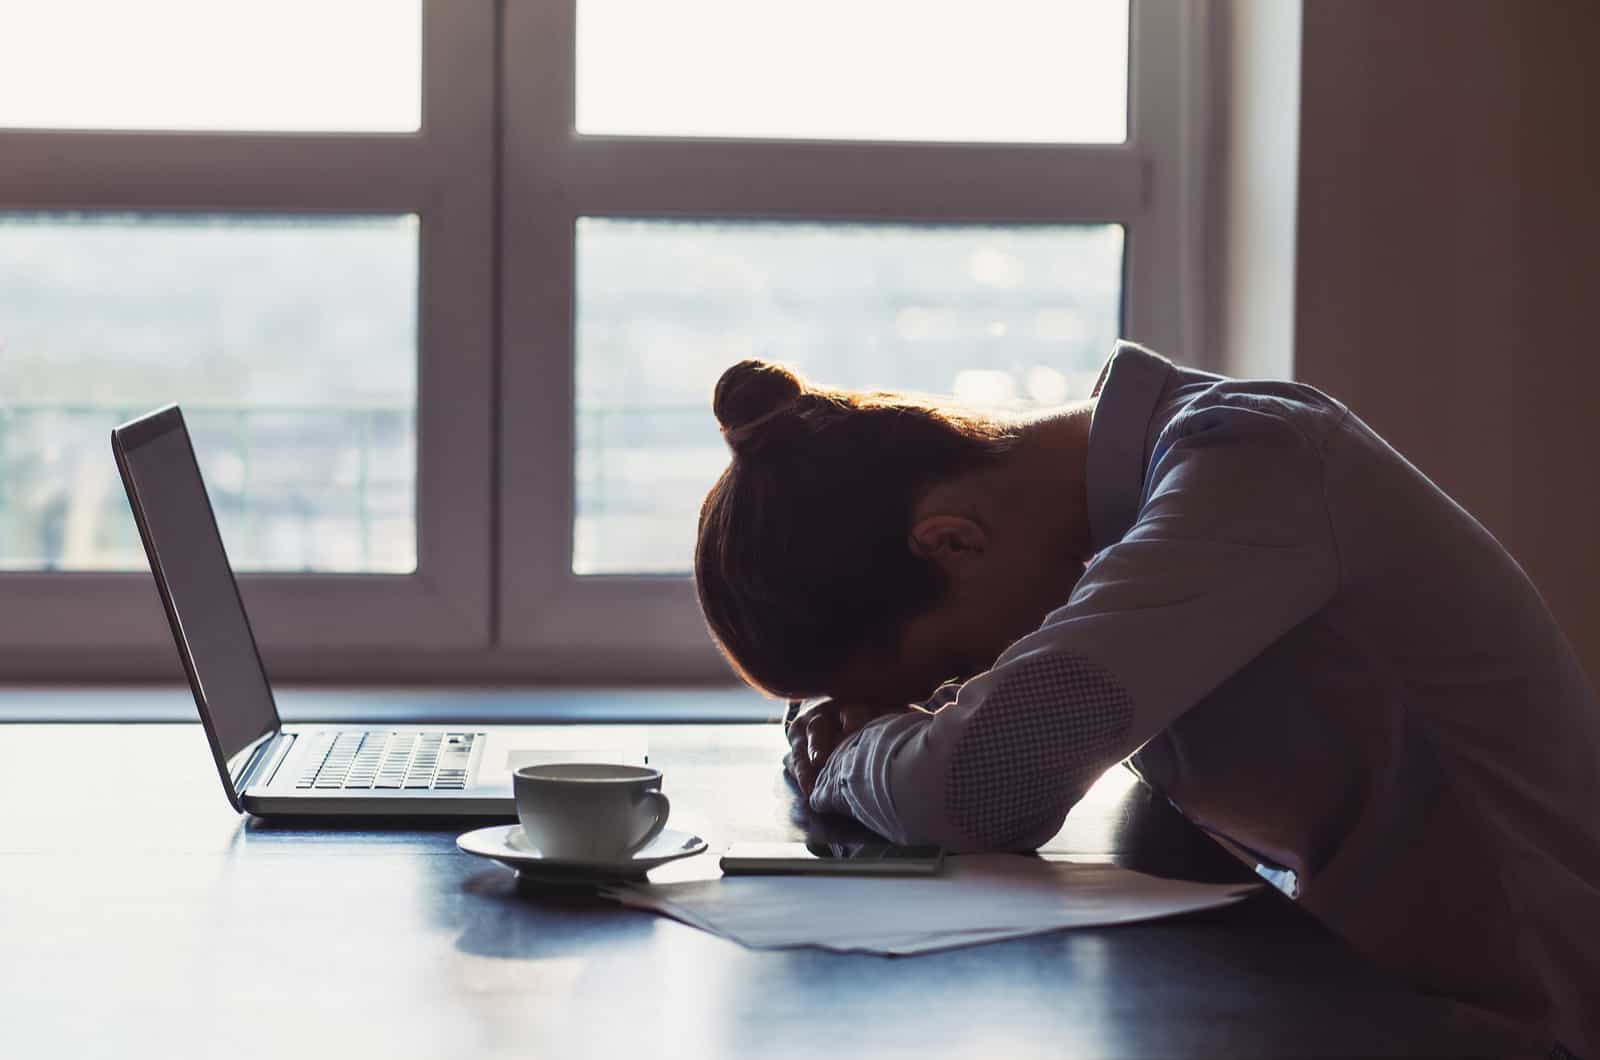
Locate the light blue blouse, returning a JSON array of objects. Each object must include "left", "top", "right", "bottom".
[{"left": 809, "top": 342, "right": 1600, "bottom": 1054}]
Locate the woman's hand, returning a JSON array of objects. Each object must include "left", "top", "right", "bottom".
[{"left": 785, "top": 700, "right": 914, "bottom": 797}]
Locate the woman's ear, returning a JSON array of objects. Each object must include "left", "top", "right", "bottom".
[{"left": 908, "top": 515, "right": 988, "bottom": 574}]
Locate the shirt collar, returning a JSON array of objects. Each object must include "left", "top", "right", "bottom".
[{"left": 1085, "top": 341, "right": 1175, "bottom": 553}]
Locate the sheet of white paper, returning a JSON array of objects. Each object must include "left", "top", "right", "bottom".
[{"left": 602, "top": 854, "right": 1258, "bottom": 955}]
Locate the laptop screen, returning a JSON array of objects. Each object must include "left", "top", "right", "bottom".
[{"left": 114, "top": 408, "right": 279, "bottom": 779}]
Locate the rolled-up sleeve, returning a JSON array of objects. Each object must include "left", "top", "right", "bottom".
[{"left": 808, "top": 398, "right": 1343, "bottom": 851}]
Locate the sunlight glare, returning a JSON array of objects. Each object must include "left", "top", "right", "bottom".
[
  {"left": 0, "top": 0, "right": 421, "bottom": 131},
  {"left": 578, "top": 0, "right": 1129, "bottom": 143}
]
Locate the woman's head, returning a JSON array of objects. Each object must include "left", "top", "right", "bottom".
[{"left": 694, "top": 359, "right": 1020, "bottom": 702}]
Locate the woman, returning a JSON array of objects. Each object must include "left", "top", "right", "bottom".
[{"left": 694, "top": 343, "right": 1598, "bottom": 1057}]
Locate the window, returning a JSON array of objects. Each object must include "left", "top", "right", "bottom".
[
  {"left": 1, "top": 1, "right": 1204, "bottom": 680},
  {"left": 0, "top": 2, "right": 492, "bottom": 664},
  {"left": 0, "top": 212, "right": 418, "bottom": 574},
  {"left": 573, "top": 218, "right": 1124, "bottom": 575}
]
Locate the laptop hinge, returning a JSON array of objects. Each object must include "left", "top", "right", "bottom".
[{"left": 233, "top": 730, "right": 294, "bottom": 793}]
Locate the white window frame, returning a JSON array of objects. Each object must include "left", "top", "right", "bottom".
[
  {"left": 496, "top": 0, "right": 1210, "bottom": 678},
  {"left": 0, "top": 2, "right": 497, "bottom": 670}
]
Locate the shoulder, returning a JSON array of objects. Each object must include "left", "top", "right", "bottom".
[
  {"left": 1166, "top": 379, "right": 1350, "bottom": 455},
  {"left": 1138, "top": 380, "right": 1346, "bottom": 530}
]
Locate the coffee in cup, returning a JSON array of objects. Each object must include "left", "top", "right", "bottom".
[{"left": 512, "top": 763, "right": 670, "bottom": 861}]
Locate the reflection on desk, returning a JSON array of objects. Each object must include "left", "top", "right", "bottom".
[{"left": 0, "top": 719, "right": 1529, "bottom": 1059}]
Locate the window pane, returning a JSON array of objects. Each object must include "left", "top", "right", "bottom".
[
  {"left": 577, "top": 0, "right": 1128, "bottom": 143},
  {"left": 0, "top": 0, "right": 420, "bottom": 132},
  {"left": 0, "top": 212, "right": 417, "bottom": 573},
  {"left": 575, "top": 218, "right": 1123, "bottom": 575}
]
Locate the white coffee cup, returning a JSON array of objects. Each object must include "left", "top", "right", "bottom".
[{"left": 513, "top": 763, "right": 670, "bottom": 861}]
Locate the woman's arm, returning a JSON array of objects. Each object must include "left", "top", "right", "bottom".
[{"left": 808, "top": 399, "right": 1344, "bottom": 851}]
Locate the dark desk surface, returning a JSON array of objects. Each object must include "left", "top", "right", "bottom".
[{"left": 0, "top": 720, "right": 1523, "bottom": 1059}]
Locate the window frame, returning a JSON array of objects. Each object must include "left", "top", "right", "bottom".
[
  {"left": 0, "top": 1, "right": 497, "bottom": 666},
  {"left": 495, "top": 0, "right": 1210, "bottom": 677}
]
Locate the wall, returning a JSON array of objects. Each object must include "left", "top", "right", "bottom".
[
  {"left": 1208, "top": 0, "right": 1301, "bottom": 382},
  {"left": 1293, "top": 0, "right": 1600, "bottom": 681}
]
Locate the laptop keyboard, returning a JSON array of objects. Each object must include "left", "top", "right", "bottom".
[{"left": 294, "top": 731, "right": 478, "bottom": 792}]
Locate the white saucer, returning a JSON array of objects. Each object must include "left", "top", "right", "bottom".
[{"left": 456, "top": 824, "right": 708, "bottom": 883}]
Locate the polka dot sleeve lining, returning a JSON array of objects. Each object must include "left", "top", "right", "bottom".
[{"left": 945, "top": 653, "right": 1133, "bottom": 850}]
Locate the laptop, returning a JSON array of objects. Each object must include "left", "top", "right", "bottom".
[{"left": 112, "top": 404, "right": 646, "bottom": 817}]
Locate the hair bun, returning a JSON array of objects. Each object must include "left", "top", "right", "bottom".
[{"left": 714, "top": 359, "right": 804, "bottom": 451}]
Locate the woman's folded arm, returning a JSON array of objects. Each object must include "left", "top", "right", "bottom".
[{"left": 809, "top": 403, "right": 1342, "bottom": 851}]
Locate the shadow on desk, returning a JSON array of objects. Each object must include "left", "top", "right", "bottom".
[
  {"left": 239, "top": 763, "right": 1503, "bottom": 1059},
  {"left": 434, "top": 770, "right": 1486, "bottom": 1060}
]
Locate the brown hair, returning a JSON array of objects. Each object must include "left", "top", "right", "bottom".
[{"left": 694, "top": 359, "right": 1016, "bottom": 699}]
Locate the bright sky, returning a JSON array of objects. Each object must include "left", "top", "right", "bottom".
[
  {"left": 0, "top": 0, "right": 1127, "bottom": 142},
  {"left": 578, "top": 0, "right": 1129, "bottom": 143},
  {"left": 0, "top": 0, "right": 422, "bottom": 131}
]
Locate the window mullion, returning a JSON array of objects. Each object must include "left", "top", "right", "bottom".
[
  {"left": 548, "top": 139, "right": 1147, "bottom": 224},
  {"left": 0, "top": 133, "right": 438, "bottom": 211}
]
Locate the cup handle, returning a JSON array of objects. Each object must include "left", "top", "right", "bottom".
[{"left": 628, "top": 789, "right": 670, "bottom": 854}]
